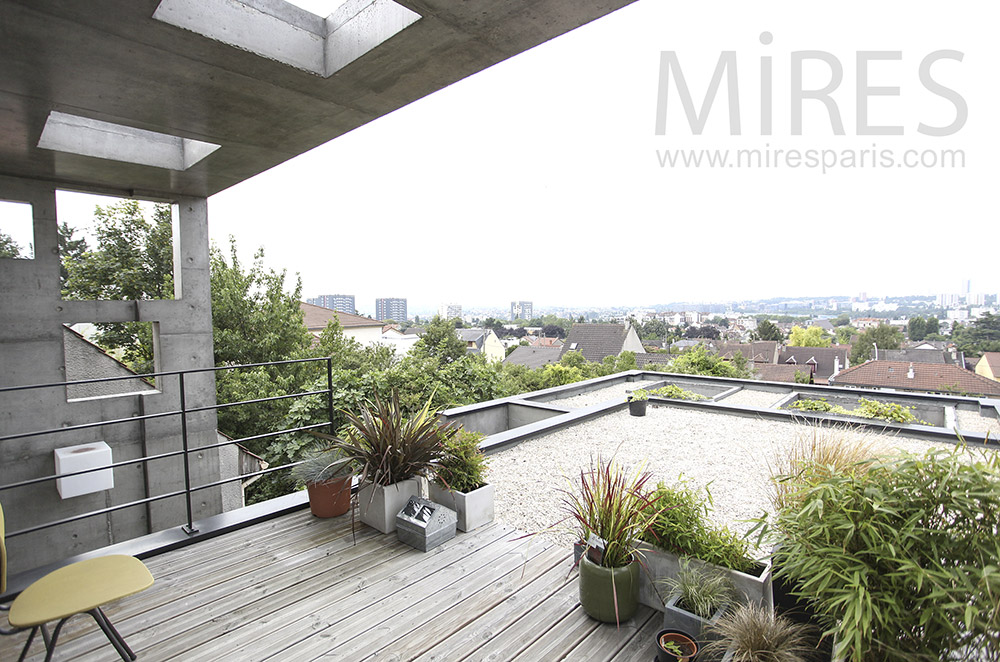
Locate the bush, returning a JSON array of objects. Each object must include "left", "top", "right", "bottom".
[
  {"left": 434, "top": 429, "right": 488, "bottom": 493},
  {"left": 650, "top": 384, "right": 707, "bottom": 401},
  {"left": 643, "top": 481, "right": 755, "bottom": 573},
  {"left": 786, "top": 397, "right": 923, "bottom": 425},
  {"left": 772, "top": 445, "right": 1000, "bottom": 662}
]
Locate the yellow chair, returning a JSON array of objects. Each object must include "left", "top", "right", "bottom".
[{"left": 1, "top": 503, "right": 154, "bottom": 661}]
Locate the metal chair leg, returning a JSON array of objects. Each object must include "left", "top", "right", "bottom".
[
  {"left": 90, "top": 608, "right": 135, "bottom": 662},
  {"left": 43, "top": 618, "right": 70, "bottom": 662},
  {"left": 17, "top": 626, "right": 38, "bottom": 662}
]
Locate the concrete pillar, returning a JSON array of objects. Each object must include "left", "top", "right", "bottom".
[{"left": 0, "top": 177, "right": 228, "bottom": 574}]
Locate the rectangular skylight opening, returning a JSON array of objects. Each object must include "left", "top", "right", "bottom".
[
  {"left": 37, "top": 112, "right": 220, "bottom": 171},
  {"left": 0, "top": 199, "right": 35, "bottom": 259}
]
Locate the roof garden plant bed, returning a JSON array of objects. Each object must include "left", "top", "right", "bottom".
[{"left": 782, "top": 394, "right": 942, "bottom": 427}]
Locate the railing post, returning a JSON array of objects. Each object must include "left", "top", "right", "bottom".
[
  {"left": 178, "top": 372, "right": 198, "bottom": 534},
  {"left": 326, "top": 357, "right": 335, "bottom": 436}
]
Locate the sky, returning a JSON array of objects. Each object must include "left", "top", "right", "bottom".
[{"left": 2, "top": 0, "right": 997, "bottom": 317}]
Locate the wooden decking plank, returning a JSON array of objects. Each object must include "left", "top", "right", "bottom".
[
  {"left": 510, "top": 604, "right": 601, "bottom": 661},
  {"left": 607, "top": 607, "right": 664, "bottom": 662},
  {"left": 458, "top": 579, "right": 583, "bottom": 662},
  {"left": 408, "top": 548, "right": 575, "bottom": 662},
  {"left": 295, "top": 535, "right": 551, "bottom": 661},
  {"left": 15, "top": 515, "right": 376, "bottom": 661},
  {"left": 133, "top": 528, "right": 415, "bottom": 661},
  {"left": 563, "top": 606, "right": 657, "bottom": 661},
  {"left": 180, "top": 523, "right": 517, "bottom": 662},
  {"left": 393, "top": 544, "right": 568, "bottom": 662}
]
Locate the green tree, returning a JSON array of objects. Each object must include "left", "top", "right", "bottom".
[
  {"left": 412, "top": 315, "right": 466, "bottom": 363},
  {"left": 755, "top": 319, "right": 783, "bottom": 342},
  {"left": 787, "top": 325, "right": 831, "bottom": 347},
  {"left": 951, "top": 313, "right": 1000, "bottom": 355},
  {"left": 58, "top": 222, "right": 88, "bottom": 289},
  {"left": 667, "top": 346, "right": 752, "bottom": 379},
  {"left": 0, "top": 231, "right": 23, "bottom": 258},
  {"left": 850, "top": 324, "right": 903, "bottom": 365},
  {"left": 923, "top": 315, "right": 940, "bottom": 336},
  {"left": 906, "top": 316, "right": 927, "bottom": 341},
  {"left": 832, "top": 313, "right": 852, "bottom": 327},
  {"left": 834, "top": 326, "right": 856, "bottom": 345}
]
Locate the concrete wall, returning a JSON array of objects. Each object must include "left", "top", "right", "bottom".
[
  {"left": 784, "top": 391, "right": 947, "bottom": 428},
  {"left": 0, "top": 177, "right": 229, "bottom": 574}
]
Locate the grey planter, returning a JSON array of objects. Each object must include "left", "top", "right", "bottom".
[
  {"left": 637, "top": 543, "right": 773, "bottom": 612},
  {"left": 358, "top": 479, "right": 419, "bottom": 534},
  {"left": 427, "top": 482, "right": 495, "bottom": 532},
  {"left": 662, "top": 593, "right": 725, "bottom": 645}
]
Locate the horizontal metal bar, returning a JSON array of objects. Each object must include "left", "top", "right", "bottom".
[
  {"left": 191, "top": 389, "right": 331, "bottom": 414},
  {"left": 0, "top": 408, "right": 181, "bottom": 444},
  {"left": 6, "top": 489, "right": 189, "bottom": 539}
]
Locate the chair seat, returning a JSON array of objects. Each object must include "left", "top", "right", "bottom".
[{"left": 8, "top": 555, "right": 153, "bottom": 628}]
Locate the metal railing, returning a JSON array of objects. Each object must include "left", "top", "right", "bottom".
[{"left": 0, "top": 357, "right": 336, "bottom": 539}]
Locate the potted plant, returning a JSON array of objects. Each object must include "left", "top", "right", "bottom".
[
  {"left": 655, "top": 629, "right": 699, "bottom": 662},
  {"left": 292, "top": 448, "right": 355, "bottom": 518},
  {"left": 428, "top": 429, "right": 494, "bottom": 532},
  {"left": 563, "top": 456, "right": 664, "bottom": 626},
  {"left": 332, "top": 390, "right": 457, "bottom": 534},
  {"left": 699, "top": 602, "right": 815, "bottom": 662},
  {"left": 660, "top": 559, "right": 735, "bottom": 644},
  {"left": 628, "top": 388, "right": 649, "bottom": 416}
]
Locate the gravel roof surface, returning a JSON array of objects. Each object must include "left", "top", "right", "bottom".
[
  {"left": 488, "top": 405, "right": 956, "bottom": 552},
  {"left": 955, "top": 409, "right": 1000, "bottom": 436}
]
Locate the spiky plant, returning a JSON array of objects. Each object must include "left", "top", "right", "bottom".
[
  {"left": 291, "top": 447, "right": 354, "bottom": 486},
  {"left": 661, "top": 559, "right": 734, "bottom": 619},
  {"left": 700, "top": 602, "right": 816, "bottom": 662},
  {"left": 561, "top": 456, "right": 665, "bottom": 569},
  {"left": 433, "top": 429, "right": 488, "bottom": 493},
  {"left": 333, "top": 389, "right": 456, "bottom": 487}
]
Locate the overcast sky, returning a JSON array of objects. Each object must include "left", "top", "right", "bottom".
[{"left": 3, "top": 1, "right": 996, "bottom": 317}]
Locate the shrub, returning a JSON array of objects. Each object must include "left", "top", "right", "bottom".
[
  {"left": 433, "top": 429, "right": 488, "bottom": 494},
  {"left": 786, "top": 397, "right": 923, "bottom": 425},
  {"left": 772, "top": 445, "right": 1000, "bottom": 662},
  {"left": 650, "top": 384, "right": 707, "bottom": 401},
  {"left": 642, "top": 481, "right": 755, "bottom": 573},
  {"left": 661, "top": 559, "right": 734, "bottom": 618},
  {"left": 701, "top": 602, "right": 816, "bottom": 662}
]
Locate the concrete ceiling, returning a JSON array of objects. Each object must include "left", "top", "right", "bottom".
[{"left": 0, "top": 0, "right": 636, "bottom": 200}]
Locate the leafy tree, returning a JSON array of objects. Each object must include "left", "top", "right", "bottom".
[
  {"left": 0, "top": 231, "right": 23, "bottom": 258},
  {"left": 58, "top": 222, "right": 88, "bottom": 289},
  {"left": 951, "top": 313, "right": 1000, "bottom": 355},
  {"left": 756, "top": 320, "right": 783, "bottom": 342},
  {"left": 906, "top": 316, "right": 927, "bottom": 342},
  {"left": 709, "top": 316, "right": 730, "bottom": 328},
  {"left": 412, "top": 315, "right": 466, "bottom": 363},
  {"left": 832, "top": 313, "right": 852, "bottom": 327},
  {"left": 685, "top": 325, "right": 720, "bottom": 339},
  {"left": 834, "top": 326, "right": 856, "bottom": 345},
  {"left": 793, "top": 369, "right": 812, "bottom": 384},
  {"left": 541, "top": 324, "right": 566, "bottom": 339},
  {"left": 482, "top": 317, "right": 506, "bottom": 335},
  {"left": 667, "top": 346, "right": 753, "bottom": 379},
  {"left": 923, "top": 316, "right": 940, "bottom": 337},
  {"left": 640, "top": 319, "right": 668, "bottom": 341},
  {"left": 787, "top": 326, "right": 831, "bottom": 347},
  {"left": 850, "top": 324, "right": 903, "bottom": 365}
]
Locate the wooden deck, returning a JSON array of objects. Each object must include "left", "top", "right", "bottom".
[{"left": 2, "top": 510, "right": 662, "bottom": 661}]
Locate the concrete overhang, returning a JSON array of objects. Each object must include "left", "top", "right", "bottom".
[{"left": 0, "top": 0, "right": 637, "bottom": 200}]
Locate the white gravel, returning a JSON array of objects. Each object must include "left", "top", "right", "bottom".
[
  {"left": 545, "top": 380, "right": 661, "bottom": 409},
  {"left": 716, "top": 388, "right": 786, "bottom": 409},
  {"left": 955, "top": 409, "right": 1000, "bottom": 437},
  {"left": 487, "top": 406, "right": 958, "bottom": 551}
]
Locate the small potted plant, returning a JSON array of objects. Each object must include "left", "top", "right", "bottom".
[
  {"left": 699, "top": 602, "right": 815, "bottom": 662},
  {"left": 428, "top": 429, "right": 494, "bottom": 532},
  {"left": 292, "top": 448, "right": 355, "bottom": 518},
  {"left": 660, "top": 559, "right": 735, "bottom": 644},
  {"left": 329, "top": 390, "right": 457, "bottom": 534},
  {"left": 627, "top": 388, "right": 650, "bottom": 416},
  {"left": 655, "top": 629, "right": 699, "bottom": 662},
  {"left": 563, "top": 456, "right": 665, "bottom": 626}
]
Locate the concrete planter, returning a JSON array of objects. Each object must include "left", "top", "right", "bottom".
[
  {"left": 637, "top": 543, "right": 773, "bottom": 612},
  {"left": 662, "top": 593, "right": 726, "bottom": 645},
  {"left": 358, "top": 479, "right": 419, "bottom": 534},
  {"left": 428, "top": 482, "right": 495, "bottom": 532}
]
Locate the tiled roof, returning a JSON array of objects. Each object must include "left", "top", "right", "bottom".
[
  {"left": 753, "top": 364, "right": 808, "bottom": 383},
  {"left": 559, "top": 324, "right": 628, "bottom": 362},
  {"left": 530, "top": 336, "right": 564, "bottom": 348},
  {"left": 982, "top": 352, "right": 1000, "bottom": 375},
  {"left": 832, "top": 360, "right": 1000, "bottom": 397},
  {"left": 635, "top": 353, "right": 673, "bottom": 367},
  {"left": 503, "top": 346, "right": 562, "bottom": 369},
  {"left": 300, "top": 302, "right": 382, "bottom": 331},
  {"left": 778, "top": 346, "right": 849, "bottom": 383},
  {"left": 879, "top": 348, "right": 946, "bottom": 364},
  {"left": 458, "top": 328, "right": 486, "bottom": 342},
  {"left": 711, "top": 341, "right": 778, "bottom": 363}
]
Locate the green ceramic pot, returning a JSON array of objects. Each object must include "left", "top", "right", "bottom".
[{"left": 578, "top": 555, "right": 640, "bottom": 623}]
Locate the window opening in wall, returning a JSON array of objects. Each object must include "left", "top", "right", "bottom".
[
  {"left": 58, "top": 191, "right": 175, "bottom": 302},
  {"left": 64, "top": 322, "right": 161, "bottom": 401},
  {"left": 284, "top": 0, "right": 350, "bottom": 17},
  {"left": 0, "top": 199, "right": 35, "bottom": 259}
]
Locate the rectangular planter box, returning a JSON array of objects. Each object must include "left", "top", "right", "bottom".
[
  {"left": 637, "top": 543, "right": 773, "bottom": 612},
  {"left": 662, "top": 593, "right": 725, "bottom": 645},
  {"left": 358, "top": 479, "right": 419, "bottom": 534},
  {"left": 427, "top": 482, "right": 495, "bottom": 532}
]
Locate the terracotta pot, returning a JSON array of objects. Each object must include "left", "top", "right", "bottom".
[
  {"left": 655, "top": 629, "right": 699, "bottom": 662},
  {"left": 306, "top": 475, "right": 352, "bottom": 518},
  {"left": 578, "top": 555, "right": 640, "bottom": 624}
]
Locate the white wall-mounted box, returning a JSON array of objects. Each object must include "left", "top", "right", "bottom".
[{"left": 54, "top": 441, "right": 114, "bottom": 499}]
